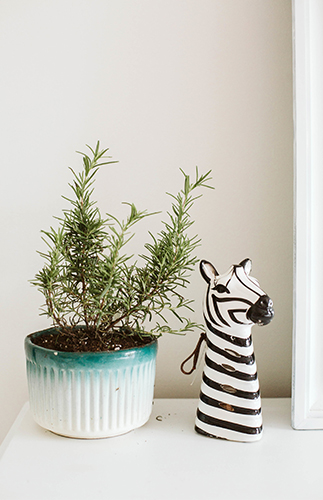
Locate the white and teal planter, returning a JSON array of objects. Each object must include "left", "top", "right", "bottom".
[{"left": 25, "top": 329, "right": 158, "bottom": 439}]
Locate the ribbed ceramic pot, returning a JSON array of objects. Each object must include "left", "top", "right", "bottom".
[{"left": 25, "top": 329, "right": 158, "bottom": 439}]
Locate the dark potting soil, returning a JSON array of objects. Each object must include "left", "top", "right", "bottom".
[{"left": 31, "top": 329, "right": 155, "bottom": 353}]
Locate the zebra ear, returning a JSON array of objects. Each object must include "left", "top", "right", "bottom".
[
  {"left": 200, "top": 260, "right": 219, "bottom": 283},
  {"left": 239, "top": 258, "right": 252, "bottom": 276}
]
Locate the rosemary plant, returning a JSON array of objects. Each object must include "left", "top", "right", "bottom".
[{"left": 31, "top": 142, "right": 213, "bottom": 350}]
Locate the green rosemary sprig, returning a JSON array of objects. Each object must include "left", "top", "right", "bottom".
[{"left": 31, "top": 142, "right": 213, "bottom": 341}]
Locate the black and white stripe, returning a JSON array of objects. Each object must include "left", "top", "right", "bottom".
[{"left": 195, "top": 259, "right": 274, "bottom": 442}]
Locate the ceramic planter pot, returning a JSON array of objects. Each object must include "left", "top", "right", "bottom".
[{"left": 25, "top": 328, "right": 158, "bottom": 439}]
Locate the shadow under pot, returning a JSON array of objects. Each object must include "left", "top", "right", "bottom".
[{"left": 25, "top": 328, "right": 158, "bottom": 439}]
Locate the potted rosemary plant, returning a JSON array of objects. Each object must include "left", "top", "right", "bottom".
[{"left": 25, "top": 142, "right": 212, "bottom": 438}]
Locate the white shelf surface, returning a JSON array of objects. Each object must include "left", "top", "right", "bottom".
[{"left": 0, "top": 398, "right": 322, "bottom": 500}]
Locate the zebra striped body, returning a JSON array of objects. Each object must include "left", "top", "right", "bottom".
[{"left": 195, "top": 259, "right": 274, "bottom": 442}]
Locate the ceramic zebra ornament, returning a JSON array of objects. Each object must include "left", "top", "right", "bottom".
[{"left": 195, "top": 259, "right": 274, "bottom": 442}]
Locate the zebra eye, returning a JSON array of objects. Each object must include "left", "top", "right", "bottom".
[{"left": 213, "top": 284, "right": 230, "bottom": 294}]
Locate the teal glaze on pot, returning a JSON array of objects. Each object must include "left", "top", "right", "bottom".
[{"left": 25, "top": 328, "right": 158, "bottom": 439}]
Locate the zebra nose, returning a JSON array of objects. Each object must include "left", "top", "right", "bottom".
[
  {"left": 247, "top": 295, "right": 274, "bottom": 326},
  {"left": 258, "top": 295, "right": 273, "bottom": 311}
]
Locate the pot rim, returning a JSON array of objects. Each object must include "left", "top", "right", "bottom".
[{"left": 25, "top": 327, "right": 158, "bottom": 358}]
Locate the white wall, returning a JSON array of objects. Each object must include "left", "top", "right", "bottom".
[{"left": 0, "top": 0, "right": 293, "bottom": 444}]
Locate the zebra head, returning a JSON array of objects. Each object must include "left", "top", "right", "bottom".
[{"left": 200, "top": 259, "right": 274, "bottom": 329}]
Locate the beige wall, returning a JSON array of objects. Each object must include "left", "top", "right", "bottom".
[{"left": 0, "top": 0, "right": 293, "bottom": 444}]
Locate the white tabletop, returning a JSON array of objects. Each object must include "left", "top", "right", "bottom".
[{"left": 0, "top": 398, "right": 321, "bottom": 500}]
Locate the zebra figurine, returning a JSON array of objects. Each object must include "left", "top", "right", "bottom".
[{"left": 195, "top": 258, "right": 274, "bottom": 442}]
